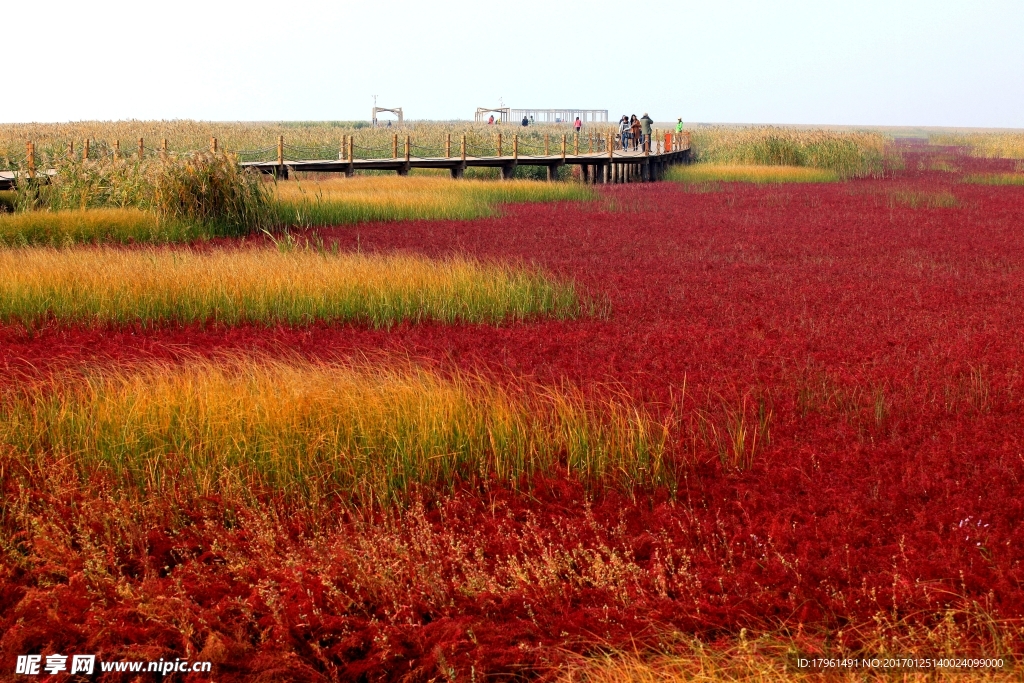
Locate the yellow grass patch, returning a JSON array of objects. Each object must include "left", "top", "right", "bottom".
[
  {"left": 0, "top": 246, "right": 579, "bottom": 326},
  {"left": 0, "top": 358, "right": 669, "bottom": 501},
  {"left": 962, "top": 173, "right": 1024, "bottom": 186},
  {"left": 273, "top": 175, "right": 594, "bottom": 225},
  {"left": 0, "top": 207, "right": 196, "bottom": 246},
  {"left": 667, "top": 164, "right": 839, "bottom": 185}
]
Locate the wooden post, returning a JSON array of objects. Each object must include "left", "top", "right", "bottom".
[
  {"left": 574, "top": 133, "right": 579, "bottom": 156},
  {"left": 446, "top": 133, "right": 451, "bottom": 158},
  {"left": 340, "top": 135, "right": 346, "bottom": 160},
  {"left": 26, "top": 141, "right": 35, "bottom": 179},
  {"left": 393, "top": 134, "right": 398, "bottom": 159},
  {"left": 113, "top": 139, "right": 120, "bottom": 159},
  {"left": 405, "top": 135, "right": 410, "bottom": 162},
  {"left": 589, "top": 132, "right": 593, "bottom": 154},
  {"left": 139, "top": 138, "right": 145, "bottom": 160},
  {"left": 210, "top": 137, "right": 217, "bottom": 153},
  {"left": 545, "top": 134, "right": 549, "bottom": 156},
  {"left": 609, "top": 132, "right": 614, "bottom": 159},
  {"left": 84, "top": 139, "right": 90, "bottom": 161},
  {"left": 161, "top": 139, "right": 168, "bottom": 156},
  {"left": 348, "top": 136, "right": 354, "bottom": 162},
  {"left": 69, "top": 140, "right": 74, "bottom": 158},
  {"left": 513, "top": 134, "right": 518, "bottom": 160},
  {"left": 277, "top": 136, "right": 284, "bottom": 166},
  {"left": 461, "top": 134, "right": 466, "bottom": 161},
  {"left": 562, "top": 134, "right": 566, "bottom": 160},
  {"left": 497, "top": 132, "right": 502, "bottom": 157}
]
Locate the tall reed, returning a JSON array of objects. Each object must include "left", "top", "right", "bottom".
[
  {"left": 689, "top": 127, "right": 893, "bottom": 177},
  {"left": 0, "top": 246, "right": 579, "bottom": 327},
  {"left": 0, "top": 358, "right": 670, "bottom": 502},
  {"left": 930, "top": 132, "right": 1024, "bottom": 159}
]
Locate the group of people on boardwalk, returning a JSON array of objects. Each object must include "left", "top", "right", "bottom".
[{"left": 618, "top": 113, "right": 653, "bottom": 151}]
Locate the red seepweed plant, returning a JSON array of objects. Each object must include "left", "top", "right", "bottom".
[{"left": 2, "top": 146, "right": 1024, "bottom": 680}]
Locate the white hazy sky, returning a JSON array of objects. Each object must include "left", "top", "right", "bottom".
[{"left": 4, "top": 0, "right": 1022, "bottom": 127}]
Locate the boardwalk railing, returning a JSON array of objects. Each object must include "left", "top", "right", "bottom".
[{"left": 1, "top": 131, "right": 691, "bottom": 190}]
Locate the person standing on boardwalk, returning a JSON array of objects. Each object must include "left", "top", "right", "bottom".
[
  {"left": 488, "top": 114, "right": 494, "bottom": 125},
  {"left": 522, "top": 115, "right": 529, "bottom": 127},
  {"left": 574, "top": 117, "right": 582, "bottom": 135},
  {"left": 630, "top": 115, "right": 641, "bottom": 151},
  {"left": 618, "top": 115, "right": 630, "bottom": 151},
  {"left": 640, "top": 113, "right": 653, "bottom": 152},
  {"left": 675, "top": 117, "right": 683, "bottom": 134}
]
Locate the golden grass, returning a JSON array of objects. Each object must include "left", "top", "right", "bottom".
[
  {"left": 930, "top": 132, "right": 1024, "bottom": 159},
  {"left": 667, "top": 164, "right": 839, "bottom": 185},
  {"left": 0, "top": 246, "right": 579, "bottom": 326},
  {"left": 0, "top": 190, "right": 14, "bottom": 212},
  {"left": 0, "top": 358, "right": 669, "bottom": 502},
  {"left": 888, "top": 190, "right": 959, "bottom": 209},
  {"left": 274, "top": 175, "right": 595, "bottom": 226},
  {"left": 0, "top": 207, "right": 199, "bottom": 246},
  {"left": 962, "top": 173, "right": 1024, "bottom": 186}
]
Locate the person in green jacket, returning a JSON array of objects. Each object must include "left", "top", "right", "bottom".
[
  {"left": 676, "top": 118, "right": 684, "bottom": 133},
  {"left": 640, "top": 113, "right": 653, "bottom": 151}
]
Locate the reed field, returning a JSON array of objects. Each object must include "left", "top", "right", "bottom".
[
  {"left": 0, "top": 247, "right": 579, "bottom": 327},
  {"left": 0, "top": 120, "right": 619, "bottom": 165},
  {"left": 930, "top": 131, "right": 1024, "bottom": 159},
  {"left": 688, "top": 126, "right": 893, "bottom": 177},
  {"left": 274, "top": 175, "right": 595, "bottom": 225},
  {"left": 0, "top": 357, "right": 668, "bottom": 502},
  {"left": 666, "top": 163, "right": 839, "bottom": 185}
]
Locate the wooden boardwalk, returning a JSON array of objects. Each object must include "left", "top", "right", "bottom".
[
  {"left": 241, "top": 147, "right": 690, "bottom": 183},
  {"left": 1, "top": 133, "right": 692, "bottom": 190}
]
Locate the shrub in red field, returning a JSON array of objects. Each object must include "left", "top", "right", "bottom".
[{"left": 2, "top": 148, "right": 1024, "bottom": 679}]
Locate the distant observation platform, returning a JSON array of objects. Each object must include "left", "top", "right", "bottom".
[{"left": 474, "top": 108, "right": 609, "bottom": 124}]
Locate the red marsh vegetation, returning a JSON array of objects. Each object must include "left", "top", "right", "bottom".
[{"left": 2, "top": 148, "right": 1023, "bottom": 679}]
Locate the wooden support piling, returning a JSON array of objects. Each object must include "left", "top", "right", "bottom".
[
  {"left": 210, "top": 137, "right": 218, "bottom": 153},
  {"left": 497, "top": 133, "right": 502, "bottom": 158},
  {"left": 446, "top": 133, "right": 451, "bottom": 158},
  {"left": 405, "top": 135, "right": 410, "bottom": 162},
  {"left": 26, "top": 141, "right": 35, "bottom": 179},
  {"left": 113, "top": 140, "right": 120, "bottom": 159},
  {"left": 393, "top": 134, "right": 398, "bottom": 159},
  {"left": 139, "top": 138, "right": 145, "bottom": 160},
  {"left": 461, "top": 134, "right": 466, "bottom": 161},
  {"left": 161, "top": 139, "right": 168, "bottom": 156},
  {"left": 513, "top": 135, "right": 518, "bottom": 160},
  {"left": 69, "top": 140, "right": 74, "bottom": 158},
  {"left": 84, "top": 139, "right": 90, "bottom": 161}
]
